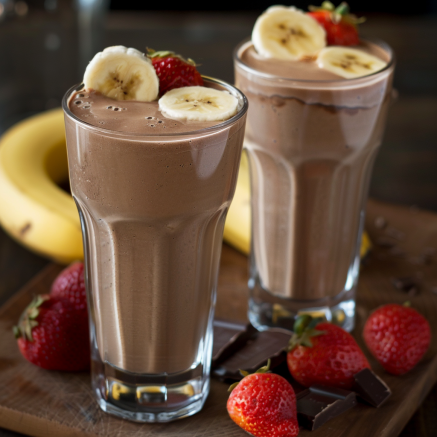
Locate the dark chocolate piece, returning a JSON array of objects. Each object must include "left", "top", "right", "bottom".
[
  {"left": 212, "top": 329, "right": 290, "bottom": 380},
  {"left": 353, "top": 368, "right": 391, "bottom": 408},
  {"left": 212, "top": 320, "right": 257, "bottom": 368},
  {"left": 296, "top": 385, "right": 357, "bottom": 431}
]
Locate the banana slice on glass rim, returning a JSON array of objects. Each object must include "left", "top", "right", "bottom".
[
  {"left": 252, "top": 6, "right": 326, "bottom": 60},
  {"left": 317, "top": 47, "right": 388, "bottom": 79},
  {"left": 83, "top": 46, "right": 159, "bottom": 102},
  {"left": 159, "top": 86, "right": 239, "bottom": 122}
]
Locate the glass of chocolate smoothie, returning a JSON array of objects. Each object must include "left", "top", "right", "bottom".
[
  {"left": 62, "top": 47, "right": 247, "bottom": 422},
  {"left": 234, "top": 6, "right": 394, "bottom": 332}
]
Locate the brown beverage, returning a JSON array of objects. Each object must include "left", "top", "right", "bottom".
[
  {"left": 63, "top": 77, "right": 247, "bottom": 421},
  {"left": 235, "top": 40, "right": 394, "bottom": 331}
]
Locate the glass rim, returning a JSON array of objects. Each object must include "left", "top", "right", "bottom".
[
  {"left": 62, "top": 76, "right": 248, "bottom": 138},
  {"left": 233, "top": 38, "right": 395, "bottom": 85}
]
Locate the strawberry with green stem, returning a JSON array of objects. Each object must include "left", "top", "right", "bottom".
[
  {"left": 308, "top": 1, "right": 364, "bottom": 46},
  {"left": 14, "top": 294, "right": 90, "bottom": 371},
  {"left": 148, "top": 50, "right": 203, "bottom": 95},
  {"left": 227, "top": 359, "right": 299, "bottom": 437},
  {"left": 287, "top": 314, "right": 370, "bottom": 389}
]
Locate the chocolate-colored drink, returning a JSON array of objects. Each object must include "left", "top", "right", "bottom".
[
  {"left": 235, "top": 37, "right": 394, "bottom": 331},
  {"left": 63, "top": 73, "right": 247, "bottom": 422}
]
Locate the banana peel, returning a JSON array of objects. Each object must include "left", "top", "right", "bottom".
[{"left": 0, "top": 108, "right": 371, "bottom": 264}]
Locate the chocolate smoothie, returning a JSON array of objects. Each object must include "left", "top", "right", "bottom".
[
  {"left": 64, "top": 79, "right": 247, "bottom": 378},
  {"left": 235, "top": 40, "right": 394, "bottom": 329}
]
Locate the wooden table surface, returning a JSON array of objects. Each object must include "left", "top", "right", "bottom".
[
  {"left": 1, "top": 199, "right": 437, "bottom": 437},
  {"left": 1, "top": 10, "right": 436, "bottom": 437}
]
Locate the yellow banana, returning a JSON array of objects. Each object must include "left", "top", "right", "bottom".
[
  {"left": 0, "top": 108, "right": 82, "bottom": 264},
  {"left": 0, "top": 108, "right": 370, "bottom": 264}
]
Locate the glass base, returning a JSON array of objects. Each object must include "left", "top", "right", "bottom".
[
  {"left": 248, "top": 279, "right": 356, "bottom": 333},
  {"left": 92, "top": 359, "right": 210, "bottom": 423}
]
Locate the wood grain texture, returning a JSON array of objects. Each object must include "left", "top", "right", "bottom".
[{"left": 0, "top": 199, "right": 437, "bottom": 437}]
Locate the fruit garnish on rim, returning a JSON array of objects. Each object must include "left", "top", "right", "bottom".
[
  {"left": 83, "top": 46, "right": 159, "bottom": 102},
  {"left": 308, "top": 1, "right": 365, "bottom": 46},
  {"left": 148, "top": 49, "right": 204, "bottom": 95},
  {"left": 316, "top": 46, "right": 387, "bottom": 79},
  {"left": 287, "top": 314, "right": 370, "bottom": 389},
  {"left": 252, "top": 5, "right": 327, "bottom": 60},
  {"left": 159, "top": 86, "right": 239, "bottom": 122},
  {"left": 149, "top": 49, "right": 238, "bottom": 121},
  {"left": 227, "top": 359, "right": 299, "bottom": 437},
  {"left": 80, "top": 45, "right": 238, "bottom": 122},
  {"left": 250, "top": 4, "right": 387, "bottom": 79}
]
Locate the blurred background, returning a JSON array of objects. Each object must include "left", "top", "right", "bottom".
[{"left": 0, "top": 0, "right": 436, "bottom": 209}]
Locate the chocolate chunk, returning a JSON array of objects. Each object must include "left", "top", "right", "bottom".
[
  {"left": 212, "top": 320, "right": 257, "bottom": 368},
  {"left": 391, "top": 276, "right": 420, "bottom": 296},
  {"left": 296, "top": 385, "right": 357, "bottom": 430},
  {"left": 353, "top": 368, "right": 391, "bottom": 407},
  {"left": 212, "top": 329, "right": 290, "bottom": 380}
]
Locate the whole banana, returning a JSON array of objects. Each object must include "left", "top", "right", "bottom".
[
  {"left": 0, "top": 109, "right": 370, "bottom": 263},
  {"left": 0, "top": 108, "right": 82, "bottom": 264}
]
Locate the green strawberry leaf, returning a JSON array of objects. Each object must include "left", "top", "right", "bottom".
[
  {"left": 288, "top": 315, "right": 327, "bottom": 352},
  {"left": 255, "top": 359, "right": 271, "bottom": 374},
  {"left": 228, "top": 381, "right": 239, "bottom": 392}
]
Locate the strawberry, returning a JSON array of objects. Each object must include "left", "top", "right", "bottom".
[
  {"left": 51, "top": 262, "right": 87, "bottom": 312},
  {"left": 286, "top": 315, "right": 370, "bottom": 389},
  {"left": 148, "top": 50, "right": 203, "bottom": 95},
  {"left": 363, "top": 303, "right": 431, "bottom": 375},
  {"left": 227, "top": 360, "right": 299, "bottom": 437},
  {"left": 307, "top": 2, "right": 363, "bottom": 46},
  {"left": 14, "top": 295, "right": 90, "bottom": 371}
]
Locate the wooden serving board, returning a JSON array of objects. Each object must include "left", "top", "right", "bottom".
[{"left": 0, "top": 198, "right": 437, "bottom": 437}]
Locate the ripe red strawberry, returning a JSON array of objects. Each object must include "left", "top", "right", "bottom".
[
  {"left": 51, "top": 262, "right": 87, "bottom": 312},
  {"left": 14, "top": 295, "right": 90, "bottom": 371},
  {"left": 307, "top": 2, "right": 363, "bottom": 46},
  {"left": 148, "top": 50, "right": 203, "bottom": 95},
  {"left": 287, "top": 315, "right": 370, "bottom": 389},
  {"left": 227, "top": 361, "right": 299, "bottom": 437},
  {"left": 363, "top": 303, "right": 431, "bottom": 375}
]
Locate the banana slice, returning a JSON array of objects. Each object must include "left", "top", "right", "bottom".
[
  {"left": 158, "top": 86, "right": 239, "bottom": 122},
  {"left": 252, "top": 6, "right": 326, "bottom": 60},
  {"left": 83, "top": 46, "right": 159, "bottom": 102},
  {"left": 317, "top": 47, "right": 387, "bottom": 79}
]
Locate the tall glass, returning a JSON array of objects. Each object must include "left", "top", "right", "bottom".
[
  {"left": 62, "top": 78, "right": 247, "bottom": 422},
  {"left": 234, "top": 40, "right": 394, "bottom": 332}
]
